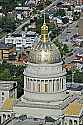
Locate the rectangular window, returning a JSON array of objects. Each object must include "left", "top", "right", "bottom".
[
  {"left": 33, "top": 82, "right": 35, "bottom": 91},
  {"left": 38, "top": 84, "right": 40, "bottom": 92},
  {"left": 45, "top": 84, "right": 48, "bottom": 92},
  {"left": 53, "top": 82, "right": 54, "bottom": 92}
]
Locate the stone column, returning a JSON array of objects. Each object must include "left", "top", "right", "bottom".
[
  {"left": 54, "top": 79, "right": 57, "bottom": 93},
  {"left": 59, "top": 78, "right": 61, "bottom": 91},
  {"left": 41, "top": 80, "right": 44, "bottom": 93},
  {"left": 49, "top": 80, "right": 52, "bottom": 93},
  {"left": 24, "top": 76, "right": 27, "bottom": 89},
  {"left": 35, "top": 79, "right": 38, "bottom": 92},
  {"left": 63, "top": 76, "right": 66, "bottom": 90}
]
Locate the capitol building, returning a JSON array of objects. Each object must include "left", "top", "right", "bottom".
[
  {"left": 0, "top": 18, "right": 83, "bottom": 125},
  {"left": 13, "top": 17, "right": 73, "bottom": 124}
]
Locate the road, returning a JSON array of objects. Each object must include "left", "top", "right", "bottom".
[
  {"left": 0, "top": 0, "right": 63, "bottom": 42},
  {"left": 59, "top": 21, "right": 78, "bottom": 43},
  {"left": 52, "top": 20, "right": 79, "bottom": 45},
  {"left": 41, "top": 0, "right": 63, "bottom": 13},
  {"left": 14, "top": 0, "right": 63, "bottom": 33}
]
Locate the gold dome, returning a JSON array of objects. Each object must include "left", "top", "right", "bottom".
[
  {"left": 29, "top": 16, "right": 61, "bottom": 64},
  {"left": 29, "top": 41, "right": 61, "bottom": 64}
]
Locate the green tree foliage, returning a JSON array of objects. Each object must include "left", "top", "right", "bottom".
[
  {"left": 0, "top": 61, "right": 26, "bottom": 98},
  {"left": 0, "top": 15, "right": 16, "bottom": 32},
  {"left": 0, "top": 0, "right": 16, "bottom": 15},
  {"left": 62, "top": 44, "right": 69, "bottom": 54},
  {"left": 74, "top": 69, "right": 83, "bottom": 83},
  {"left": 36, "top": 0, "right": 52, "bottom": 10},
  {"left": 56, "top": 9, "right": 66, "bottom": 17},
  {"left": 66, "top": 69, "right": 83, "bottom": 83},
  {"left": 53, "top": 39, "right": 69, "bottom": 57},
  {"left": 0, "top": 0, "right": 26, "bottom": 11}
]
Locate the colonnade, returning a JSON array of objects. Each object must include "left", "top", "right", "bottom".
[
  {"left": 24, "top": 76, "right": 66, "bottom": 93},
  {"left": 65, "top": 119, "right": 79, "bottom": 125}
]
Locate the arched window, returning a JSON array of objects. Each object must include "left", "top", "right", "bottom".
[
  {"left": 69, "top": 119, "right": 73, "bottom": 125},
  {"left": 74, "top": 120, "right": 77, "bottom": 125}
]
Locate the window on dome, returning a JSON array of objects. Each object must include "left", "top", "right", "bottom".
[
  {"left": 53, "top": 81, "right": 54, "bottom": 92},
  {"left": 56, "top": 79, "right": 59, "bottom": 91},
  {"left": 33, "top": 82, "right": 35, "bottom": 91},
  {"left": 45, "top": 84, "right": 48, "bottom": 92},
  {"left": 38, "top": 84, "right": 40, "bottom": 92}
]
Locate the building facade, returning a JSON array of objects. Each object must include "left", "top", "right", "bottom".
[
  {"left": 0, "top": 43, "right": 16, "bottom": 60},
  {"left": 64, "top": 101, "right": 83, "bottom": 125},
  {"left": 13, "top": 17, "right": 74, "bottom": 125},
  {"left": 5, "top": 31, "right": 38, "bottom": 53},
  {"left": 0, "top": 81, "right": 17, "bottom": 103}
]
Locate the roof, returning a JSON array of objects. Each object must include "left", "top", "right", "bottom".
[
  {"left": 0, "top": 81, "right": 17, "bottom": 91},
  {"left": 15, "top": 7, "right": 30, "bottom": 10},
  {"left": 64, "top": 101, "right": 83, "bottom": 117}
]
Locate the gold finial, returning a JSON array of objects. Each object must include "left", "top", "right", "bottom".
[{"left": 41, "top": 0, "right": 48, "bottom": 43}]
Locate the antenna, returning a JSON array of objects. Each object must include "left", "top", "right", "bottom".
[{"left": 44, "top": 0, "right": 46, "bottom": 24}]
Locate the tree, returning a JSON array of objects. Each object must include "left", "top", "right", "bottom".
[
  {"left": 62, "top": 44, "right": 69, "bottom": 54},
  {"left": 0, "top": 61, "right": 26, "bottom": 98},
  {"left": 0, "top": 15, "right": 16, "bottom": 32},
  {"left": 56, "top": 9, "right": 66, "bottom": 17},
  {"left": 0, "top": 69, "right": 11, "bottom": 80}
]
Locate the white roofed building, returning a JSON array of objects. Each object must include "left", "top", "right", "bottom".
[{"left": 5, "top": 31, "right": 38, "bottom": 53}]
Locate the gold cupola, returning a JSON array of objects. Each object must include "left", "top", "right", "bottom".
[{"left": 41, "top": 13, "right": 48, "bottom": 43}]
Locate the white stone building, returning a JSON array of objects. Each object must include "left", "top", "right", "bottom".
[
  {"left": 13, "top": 18, "right": 74, "bottom": 125},
  {"left": 15, "top": 7, "right": 31, "bottom": 20},
  {"left": 64, "top": 101, "right": 83, "bottom": 125},
  {"left": 5, "top": 31, "right": 38, "bottom": 52},
  {"left": 0, "top": 81, "right": 17, "bottom": 103},
  {"left": 0, "top": 81, "right": 17, "bottom": 124}
]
